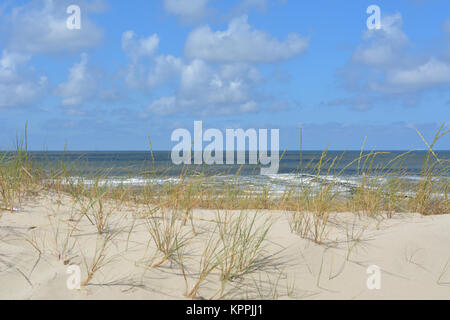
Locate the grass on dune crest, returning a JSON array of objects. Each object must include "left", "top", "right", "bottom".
[
  {"left": 0, "top": 124, "right": 448, "bottom": 218},
  {"left": 0, "top": 124, "right": 43, "bottom": 213}
]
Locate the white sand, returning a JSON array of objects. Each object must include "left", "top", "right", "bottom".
[{"left": 0, "top": 192, "right": 449, "bottom": 300}]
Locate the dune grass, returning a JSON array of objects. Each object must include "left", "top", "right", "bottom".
[
  {"left": 0, "top": 124, "right": 448, "bottom": 298},
  {"left": 145, "top": 207, "right": 191, "bottom": 268},
  {"left": 0, "top": 125, "right": 42, "bottom": 212},
  {"left": 0, "top": 126, "right": 448, "bottom": 238},
  {"left": 1, "top": 124, "right": 448, "bottom": 217}
]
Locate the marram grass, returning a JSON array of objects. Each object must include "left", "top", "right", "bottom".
[
  {"left": 0, "top": 124, "right": 448, "bottom": 217},
  {"left": 0, "top": 124, "right": 448, "bottom": 299}
]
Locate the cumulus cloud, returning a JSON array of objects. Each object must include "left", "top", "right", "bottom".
[
  {"left": 55, "top": 53, "right": 121, "bottom": 110},
  {"left": 351, "top": 14, "right": 410, "bottom": 69},
  {"left": 180, "top": 60, "right": 255, "bottom": 106},
  {"left": 163, "top": 0, "right": 212, "bottom": 24},
  {"left": 335, "top": 13, "right": 450, "bottom": 109},
  {"left": 147, "top": 55, "right": 184, "bottom": 87},
  {"left": 185, "top": 15, "right": 309, "bottom": 63},
  {"left": 0, "top": 50, "right": 48, "bottom": 108},
  {"left": 147, "top": 96, "right": 178, "bottom": 115},
  {"left": 0, "top": 0, "right": 106, "bottom": 109},
  {"left": 147, "top": 59, "right": 263, "bottom": 115},
  {"left": 121, "top": 31, "right": 183, "bottom": 90},
  {"left": 122, "top": 31, "right": 160, "bottom": 61},
  {"left": 125, "top": 16, "right": 308, "bottom": 116},
  {"left": 56, "top": 53, "right": 99, "bottom": 107},
  {"left": 1, "top": 0, "right": 104, "bottom": 55},
  {"left": 126, "top": 14, "right": 306, "bottom": 116},
  {"left": 381, "top": 58, "right": 450, "bottom": 92}
]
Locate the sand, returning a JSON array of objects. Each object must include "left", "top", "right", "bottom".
[{"left": 0, "top": 192, "right": 449, "bottom": 300}]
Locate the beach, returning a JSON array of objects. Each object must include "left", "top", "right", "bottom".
[
  {"left": 1, "top": 191, "right": 449, "bottom": 300},
  {"left": 1, "top": 0, "right": 450, "bottom": 304}
]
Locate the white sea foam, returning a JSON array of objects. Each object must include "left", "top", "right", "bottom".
[
  {"left": 45, "top": 176, "right": 182, "bottom": 187},
  {"left": 44, "top": 172, "right": 447, "bottom": 198}
]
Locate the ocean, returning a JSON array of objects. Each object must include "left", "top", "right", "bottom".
[{"left": 26, "top": 150, "right": 450, "bottom": 195}]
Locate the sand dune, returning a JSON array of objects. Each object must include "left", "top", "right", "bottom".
[{"left": 0, "top": 193, "right": 449, "bottom": 300}]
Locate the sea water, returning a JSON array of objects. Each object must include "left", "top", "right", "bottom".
[{"left": 25, "top": 150, "right": 450, "bottom": 195}]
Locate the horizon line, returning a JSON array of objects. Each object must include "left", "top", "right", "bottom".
[{"left": 9, "top": 149, "right": 450, "bottom": 152}]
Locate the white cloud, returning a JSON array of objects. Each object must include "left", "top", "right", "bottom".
[
  {"left": 185, "top": 15, "right": 309, "bottom": 63},
  {"left": 147, "top": 59, "right": 263, "bottom": 115},
  {"left": 125, "top": 16, "right": 308, "bottom": 116},
  {"left": 352, "top": 13, "right": 409, "bottom": 68},
  {"left": 121, "top": 31, "right": 182, "bottom": 90},
  {"left": 122, "top": 31, "right": 160, "bottom": 61},
  {"left": 0, "top": 51, "right": 31, "bottom": 71},
  {"left": 0, "top": 1, "right": 106, "bottom": 109},
  {"left": 336, "top": 13, "right": 450, "bottom": 108},
  {"left": 147, "top": 96, "right": 178, "bottom": 115},
  {"left": 0, "top": 50, "right": 48, "bottom": 109},
  {"left": 239, "top": 100, "right": 258, "bottom": 112},
  {"left": 163, "top": 0, "right": 211, "bottom": 23},
  {"left": 179, "top": 60, "right": 261, "bottom": 111},
  {"left": 56, "top": 53, "right": 97, "bottom": 107},
  {"left": 148, "top": 55, "right": 184, "bottom": 87},
  {"left": 382, "top": 58, "right": 450, "bottom": 92},
  {"left": 2, "top": 0, "right": 104, "bottom": 55}
]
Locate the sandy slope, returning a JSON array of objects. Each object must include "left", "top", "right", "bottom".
[{"left": 0, "top": 193, "right": 449, "bottom": 300}]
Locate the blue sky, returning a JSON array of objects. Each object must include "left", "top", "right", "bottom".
[{"left": 0, "top": 0, "right": 449, "bottom": 150}]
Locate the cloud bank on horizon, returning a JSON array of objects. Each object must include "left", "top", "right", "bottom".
[{"left": 0, "top": 0, "right": 448, "bottom": 150}]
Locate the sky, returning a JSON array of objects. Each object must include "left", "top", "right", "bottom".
[{"left": 0, "top": 0, "right": 449, "bottom": 151}]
